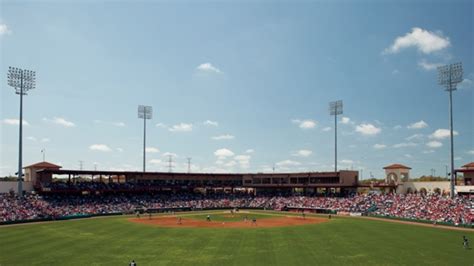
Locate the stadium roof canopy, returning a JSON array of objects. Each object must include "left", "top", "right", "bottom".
[
  {"left": 461, "top": 162, "right": 474, "bottom": 169},
  {"left": 383, "top": 164, "right": 411, "bottom": 170}
]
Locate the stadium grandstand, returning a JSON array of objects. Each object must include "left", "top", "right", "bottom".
[{"left": 1, "top": 161, "right": 473, "bottom": 227}]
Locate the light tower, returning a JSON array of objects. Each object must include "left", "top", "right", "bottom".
[
  {"left": 437, "top": 62, "right": 463, "bottom": 198},
  {"left": 7, "top": 67, "right": 36, "bottom": 198},
  {"left": 138, "top": 105, "right": 152, "bottom": 172},
  {"left": 329, "top": 100, "right": 343, "bottom": 172}
]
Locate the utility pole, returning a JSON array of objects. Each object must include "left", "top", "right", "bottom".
[{"left": 187, "top": 157, "right": 192, "bottom": 173}]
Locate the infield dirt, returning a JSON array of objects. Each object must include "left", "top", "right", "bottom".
[{"left": 129, "top": 215, "right": 328, "bottom": 228}]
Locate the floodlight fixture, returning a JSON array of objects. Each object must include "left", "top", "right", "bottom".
[
  {"left": 138, "top": 105, "right": 153, "bottom": 172},
  {"left": 7, "top": 66, "right": 37, "bottom": 198},
  {"left": 437, "top": 62, "right": 463, "bottom": 198},
  {"left": 329, "top": 100, "right": 343, "bottom": 172},
  {"left": 138, "top": 105, "right": 153, "bottom": 119}
]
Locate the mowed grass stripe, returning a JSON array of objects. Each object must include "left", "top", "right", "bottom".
[{"left": 0, "top": 211, "right": 473, "bottom": 265}]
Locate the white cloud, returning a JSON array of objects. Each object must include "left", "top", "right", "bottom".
[
  {"left": 467, "top": 150, "right": 474, "bottom": 155},
  {"left": 89, "top": 144, "right": 112, "bottom": 152},
  {"left": 406, "top": 134, "right": 424, "bottom": 141},
  {"left": 0, "top": 24, "right": 11, "bottom": 35},
  {"left": 27, "top": 136, "right": 37, "bottom": 141},
  {"left": 423, "top": 150, "right": 435, "bottom": 154},
  {"left": 149, "top": 159, "right": 162, "bottom": 164},
  {"left": 340, "top": 117, "right": 352, "bottom": 124},
  {"left": 418, "top": 60, "right": 443, "bottom": 71},
  {"left": 322, "top": 127, "right": 331, "bottom": 132},
  {"left": 459, "top": 78, "right": 473, "bottom": 89},
  {"left": 112, "top": 122, "right": 126, "bottom": 127},
  {"left": 41, "top": 138, "right": 50, "bottom": 143},
  {"left": 292, "top": 119, "right": 317, "bottom": 129},
  {"left": 291, "top": 149, "right": 313, "bottom": 157},
  {"left": 384, "top": 27, "right": 450, "bottom": 54},
  {"left": 214, "top": 148, "right": 234, "bottom": 158},
  {"left": 393, "top": 142, "right": 417, "bottom": 148},
  {"left": 393, "top": 125, "right": 402, "bottom": 130},
  {"left": 196, "top": 63, "right": 221, "bottom": 73},
  {"left": 245, "top": 149, "right": 254, "bottom": 153},
  {"left": 156, "top": 123, "right": 167, "bottom": 128},
  {"left": 404, "top": 154, "right": 413, "bottom": 158},
  {"left": 224, "top": 161, "right": 237, "bottom": 167},
  {"left": 2, "top": 118, "right": 29, "bottom": 126},
  {"left": 234, "top": 155, "right": 251, "bottom": 169},
  {"left": 211, "top": 134, "right": 235, "bottom": 140},
  {"left": 203, "top": 120, "right": 218, "bottom": 126},
  {"left": 276, "top": 160, "right": 301, "bottom": 167},
  {"left": 429, "top": 129, "right": 458, "bottom": 140},
  {"left": 116, "top": 147, "right": 124, "bottom": 152},
  {"left": 43, "top": 117, "right": 75, "bottom": 127},
  {"left": 355, "top": 123, "right": 381, "bottom": 136},
  {"left": 145, "top": 147, "right": 160, "bottom": 153},
  {"left": 426, "top": 141, "right": 443, "bottom": 148},
  {"left": 373, "top": 144, "right": 387, "bottom": 149},
  {"left": 340, "top": 159, "right": 354, "bottom": 164},
  {"left": 407, "top": 120, "right": 428, "bottom": 129},
  {"left": 169, "top": 123, "right": 193, "bottom": 132},
  {"left": 162, "top": 152, "right": 177, "bottom": 158}
]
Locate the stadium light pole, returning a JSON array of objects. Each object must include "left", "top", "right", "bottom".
[
  {"left": 437, "top": 62, "right": 463, "bottom": 199},
  {"left": 138, "top": 105, "right": 152, "bottom": 172},
  {"left": 329, "top": 100, "right": 343, "bottom": 172},
  {"left": 7, "top": 67, "right": 36, "bottom": 198}
]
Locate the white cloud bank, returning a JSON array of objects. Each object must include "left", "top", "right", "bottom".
[
  {"left": 0, "top": 24, "right": 11, "bottom": 35},
  {"left": 355, "top": 123, "right": 381, "bottom": 136},
  {"left": 429, "top": 129, "right": 458, "bottom": 140},
  {"left": 384, "top": 27, "right": 450, "bottom": 54},
  {"left": 196, "top": 63, "right": 221, "bottom": 74},
  {"left": 169, "top": 123, "right": 193, "bottom": 132},
  {"left": 212, "top": 134, "right": 235, "bottom": 140},
  {"left": 292, "top": 119, "right": 317, "bottom": 129},
  {"left": 2, "top": 118, "right": 29, "bottom": 126},
  {"left": 43, "top": 117, "right": 75, "bottom": 127},
  {"left": 407, "top": 120, "right": 428, "bottom": 129},
  {"left": 89, "top": 144, "right": 112, "bottom": 152},
  {"left": 291, "top": 149, "right": 313, "bottom": 157}
]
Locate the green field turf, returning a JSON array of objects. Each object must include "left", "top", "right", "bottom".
[{"left": 0, "top": 210, "right": 473, "bottom": 266}]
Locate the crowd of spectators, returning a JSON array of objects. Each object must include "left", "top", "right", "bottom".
[{"left": 1, "top": 191, "right": 472, "bottom": 225}]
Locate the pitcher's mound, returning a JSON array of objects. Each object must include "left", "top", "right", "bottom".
[{"left": 130, "top": 216, "right": 328, "bottom": 228}]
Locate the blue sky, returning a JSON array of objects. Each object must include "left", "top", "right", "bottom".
[{"left": 1, "top": 1, "right": 473, "bottom": 178}]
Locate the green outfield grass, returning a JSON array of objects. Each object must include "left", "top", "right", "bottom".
[{"left": 0, "top": 210, "right": 473, "bottom": 266}]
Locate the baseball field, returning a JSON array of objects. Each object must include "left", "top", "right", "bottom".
[{"left": 0, "top": 210, "right": 472, "bottom": 266}]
